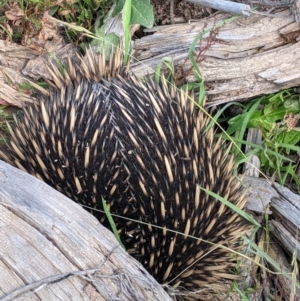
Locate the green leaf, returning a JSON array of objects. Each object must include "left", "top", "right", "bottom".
[
  {"left": 91, "top": 29, "right": 120, "bottom": 59},
  {"left": 246, "top": 108, "right": 287, "bottom": 128},
  {"left": 48, "top": 6, "right": 59, "bottom": 16},
  {"left": 112, "top": 0, "right": 125, "bottom": 16},
  {"left": 131, "top": 0, "right": 154, "bottom": 28},
  {"left": 112, "top": 0, "right": 154, "bottom": 28},
  {"left": 278, "top": 133, "right": 300, "bottom": 150},
  {"left": 284, "top": 98, "right": 300, "bottom": 110}
]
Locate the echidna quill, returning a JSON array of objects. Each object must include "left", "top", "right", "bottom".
[{"left": 1, "top": 47, "right": 249, "bottom": 299}]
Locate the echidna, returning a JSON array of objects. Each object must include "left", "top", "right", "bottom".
[{"left": 1, "top": 47, "right": 249, "bottom": 299}]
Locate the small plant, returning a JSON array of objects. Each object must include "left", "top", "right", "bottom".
[
  {"left": 225, "top": 88, "right": 300, "bottom": 190},
  {"left": 91, "top": 0, "right": 154, "bottom": 63}
]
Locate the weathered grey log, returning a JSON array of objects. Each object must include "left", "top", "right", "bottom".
[
  {"left": 134, "top": 8, "right": 300, "bottom": 105},
  {"left": 269, "top": 220, "right": 300, "bottom": 262},
  {"left": 0, "top": 41, "right": 35, "bottom": 106},
  {"left": 243, "top": 176, "right": 273, "bottom": 214},
  {"left": 185, "top": 0, "right": 252, "bottom": 16},
  {"left": 292, "top": 0, "right": 300, "bottom": 22},
  {"left": 245, "top": 175, "right": 300, "bottom": 263},
  {"left": 0, "top": 160, "right": 172, "bottom": 301},
  {"left": 186, "top": 0, "right": 300, "bottom": 22},
  {"left": 270, "top": 184, "right": 300, "bottom": 231},
  {"left": 267, "top": 238, "right": 300, "bottom": 301},
  {"left": 269, "top": 186, "right": 300, "bottom": 261},
  {"left": 243, "top": 128, "right": 262, "bottom": 177}
]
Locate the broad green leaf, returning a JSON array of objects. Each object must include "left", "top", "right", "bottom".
[
  {"left": 284, "top": 98, "right": 300, "bottom": 110},
  {"left": 112, "top": 0, "right": 125, "bottom": 16},
  {"left": 112, "top": 0, "right": 154, "bottom": 28},
  {"left": 131, "top": 0, "right": 154, "bottom": 28}
]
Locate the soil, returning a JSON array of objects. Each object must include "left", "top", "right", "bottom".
[{"left": 151, "top": 0, "right": 212, "bottom": 25}]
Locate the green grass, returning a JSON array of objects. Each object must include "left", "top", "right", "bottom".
[{"left": 222, "top": 89, "right": 300, "bottom": 190}]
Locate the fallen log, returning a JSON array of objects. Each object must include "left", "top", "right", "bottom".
[
  {"left": 132, "top": 8, "right": 300, "bottom": 105},
  {"left": 0, "top": 160, "right": 172, "bottom": 301}
]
